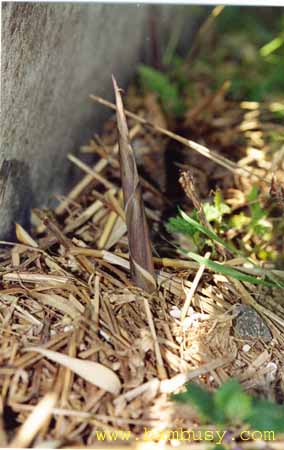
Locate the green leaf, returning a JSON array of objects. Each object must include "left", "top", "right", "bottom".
[
  {"left": 230, "top": 212, "right": 251, "bottom": 230},
  {"left": 214, "top": 380, "right": 252, "bottom": 424},
  {"left": 247, "top": 185, "right": 259, "bottom": 203},
  {"left": 138, "top": 65, "right": 185, "bottom": 116},
  {"left": 186, "top": 252, "right": 280, "bottom": 288},
  {"left": 173, "top": 383, "right": 215, "bottom": 422},
  {"left": 179, "top": 210, "right": 239, "bottom": 255},
  {"left": 260, "top": 34, "right": 284, "bottom": 57},
  {"left": 167, "top": 216, "right": 197, "bottom": 237},
  {"left": 247, "top": 399, "right": 284, "bottom": 432},
  {"left": 203, "top": 203, "right": 221, "bottom": 223},
  {"left": 215, "top": 190, "right": 231, "bottom": 216},
  {"left": 203, "top": 201, "right": 231, "bottom": 224},
  {"left": 247, "top": 186, "right": 264, "bottom": 218},
  {"left": 172, "top": 379, "right": 284, "bottom": 436},
  {"left": 169, "top": 210, "right": 284, "bottom": 288},
  {"left": 247, "top": 186, "right": 271, "bottom": 236}
]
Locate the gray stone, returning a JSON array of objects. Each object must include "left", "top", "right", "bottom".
[
  {"left": 1, "top": 3, "right": 207, "bottom": 238},
  {"left": 233, "top": 304, "right": 272, "bottom": 343}
]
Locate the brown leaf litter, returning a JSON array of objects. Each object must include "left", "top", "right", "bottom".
[{"left": 0, "top": 79, "right": 284, "bottom": 449}]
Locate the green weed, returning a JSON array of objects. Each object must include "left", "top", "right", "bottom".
[{"left": 173, "top": 379, "right": 284, "bottom": 432}]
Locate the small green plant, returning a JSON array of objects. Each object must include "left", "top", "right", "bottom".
[
  {"left": 173, "top": 379, "right": 284, "bottom": 434},
  {"left": 230, "top": 186, "right": 272, "bottom": 238},
  {"left": 203, "top": 190, "right": 231, "bottom": 227},
  {"left": 167, "top": 191, "right": 231, "bottom": 252},
  {"left": 167, "top": 208, "right": 284, "bottom": 289}
]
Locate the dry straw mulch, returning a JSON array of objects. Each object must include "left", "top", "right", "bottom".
[{"left": 0, "top": 77, "right": 284, "bottom": 449}]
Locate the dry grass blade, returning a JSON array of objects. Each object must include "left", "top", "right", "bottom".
[
  {"left": 25, "top": 347, "right": 121, "bottom": 395},
  {"left": 68, "top": 153, "right": 115, "bottom": 191},
  {"left": 181, "top": 251, "right": 210, "bottom": 322},
  {"left": 3, "top": 272, "right": 70, "bottom": 285},
  {"left": 32, "top": 292, "right": 84, "bottom": 319},
  {"left": 112, "top": 76, "right": 156, "bottom": 293},
  {"left": 160, "top": 356, "right": 234, "bottom": 394},
  {"left": 10, "top": 392, "right": 57, "bottom": 448},
  {"left": 15, "top": 223, "right": 38, "bottom": 247},
  {"left": 142, "top": 296, "right": 167, "bottom": 380}
]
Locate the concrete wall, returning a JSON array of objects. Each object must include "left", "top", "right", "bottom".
[{"left": 1, "top": 2, "right": 206, "bottom": 238}]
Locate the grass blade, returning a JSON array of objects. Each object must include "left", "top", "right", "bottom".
[
  {"left": 25, "top": 347, "right": 121, "bottom": 395},
  {"left": 180, "top": 209, "right": 236, "bottom": 254},
  {"left": 186, "top": 252, "right": 283, "bottom": 288}
]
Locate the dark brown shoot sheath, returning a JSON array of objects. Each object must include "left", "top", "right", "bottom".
[{"left": 112, "top": 76, "right": 156, "bottom": 293}]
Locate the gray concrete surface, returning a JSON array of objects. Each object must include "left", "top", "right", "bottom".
[{"left": 1, "top": 2, "right": 206, "bottom": 238}]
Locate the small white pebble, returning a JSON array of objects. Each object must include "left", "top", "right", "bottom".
[
  {"left": 266, "top": 362, "right": 278, "bottom": 382},
  {"left": 186, "top": 307, "right": 194, "bottom": 316},
  {"left": 63, "top": 325, "right": 74, "bottom": 332},
  {"left": 182, "top": 317, "right": 194, "bottom": 331},
  {"left": 242, "top": 344, "right": 251, "bottom": 353},
  {"left": 182, "top": 313, "right": 203, "bottom": 331},
  {"left": 170, "top": 306, "right": 181, "bottom": 319}
]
